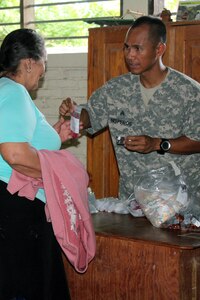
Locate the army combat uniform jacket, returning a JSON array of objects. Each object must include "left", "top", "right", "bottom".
[{"left": 81, "top": 68, "right": 200, "bottom": 207}]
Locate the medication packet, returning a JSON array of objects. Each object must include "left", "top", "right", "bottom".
[{"left": 70, "top": 106, "right": 82, "bottom": 138}]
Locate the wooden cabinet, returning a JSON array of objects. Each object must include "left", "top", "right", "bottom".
[
  {"left": 87, "top": 21, "right": 200, "bottom": 199},
  {"left": 64, "top": 213, "right": 200, "bottom": 299}
]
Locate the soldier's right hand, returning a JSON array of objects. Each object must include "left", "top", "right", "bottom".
[{"left": 59, "top": 97, "right": 77, "bottom": 116}]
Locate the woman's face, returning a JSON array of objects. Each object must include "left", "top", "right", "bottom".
[{"left": 25, "top": 57, "right": 46, "bottom": 91}]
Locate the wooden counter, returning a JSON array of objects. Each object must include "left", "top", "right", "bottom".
[{"left": 63, "top": 213, "right": 200, "bottom": 300}]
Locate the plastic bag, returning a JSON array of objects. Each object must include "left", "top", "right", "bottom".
[
  {"left": 125, "top": 193, "right": 145, "bottom": 217},
  {"left": 87, "top": 188, "right": 130, "bottom": 214},
  {"left": 95, "top": 197, "right": 130, "bottom": 214},
  {"left": 133, "top": 165, "right": 190, "bottom": 228}
]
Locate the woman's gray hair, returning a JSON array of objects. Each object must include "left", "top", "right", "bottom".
[{"left": 0, "top": 28, "right": 46, "bottom": 74}]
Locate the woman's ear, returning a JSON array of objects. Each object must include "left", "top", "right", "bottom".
[{"left": 24, "top": 58, "right": 32, "bottom": 73}]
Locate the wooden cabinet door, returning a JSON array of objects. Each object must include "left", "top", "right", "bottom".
[
  {"left": 87, "top": 26, "right": 128, "bottom": 198},
  {"left": 164, "top": 21, "right": 200, "bottom": 83},
  {"left": 184, "top": 24, "right": 200, "bottom": 83}
]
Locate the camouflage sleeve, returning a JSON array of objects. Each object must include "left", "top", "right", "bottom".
[{"left": 182, "top": 83, "right": 200, "bottom": 141}]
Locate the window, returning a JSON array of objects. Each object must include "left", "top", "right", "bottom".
[
  {"left": 164, "top": 0, "right": 180, "bottom": 20},
  {"left": 0, "top": 0, "right": 122, "bottom": 50},
  {"left": 0, "top": 0, "right": 21, "bottom": 35}
]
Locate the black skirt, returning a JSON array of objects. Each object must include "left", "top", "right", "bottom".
[{"left": 0, "top": 180, "right": 71, "bottom": 300}]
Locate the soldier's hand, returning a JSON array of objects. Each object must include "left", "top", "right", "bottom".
[
  {"left": 124, "top": 135, "right": 160, "bottom": 153},
  {"left": 59, "top": 97, "right": 77, "bottom": 116}
]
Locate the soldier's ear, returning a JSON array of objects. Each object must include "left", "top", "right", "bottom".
[{"left": 156, "top": 42, "right": 166, "bottom": 57}]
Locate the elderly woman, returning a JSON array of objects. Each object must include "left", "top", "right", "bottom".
[{"left": 0, "top": 29, "right": 71, "bottom": 300}]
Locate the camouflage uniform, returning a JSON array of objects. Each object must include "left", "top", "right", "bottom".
[{"left": 81, "top": 68, "right": 200, "bottom": 205}]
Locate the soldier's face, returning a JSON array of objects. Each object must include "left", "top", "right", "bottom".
[{"left": 123, "top": 25, "right": 159, "bottom": 75}]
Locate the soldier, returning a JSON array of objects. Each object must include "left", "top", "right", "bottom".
[{"left": 59, "top": 16, "right": 200, "bottom": 207}]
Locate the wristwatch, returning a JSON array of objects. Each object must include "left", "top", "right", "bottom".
[{"left": 157, "top": 139, "right": 171, "bottom": 155}]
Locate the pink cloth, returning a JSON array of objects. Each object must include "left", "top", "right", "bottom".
[{"left": 7, "top": 149, "right": 96, "bottom": 273}]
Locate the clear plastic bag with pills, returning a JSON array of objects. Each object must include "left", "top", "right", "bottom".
[{"left": 133, "top": 165, "right": 190, "bottom": 228}]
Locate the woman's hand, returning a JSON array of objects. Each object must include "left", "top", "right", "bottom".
[
  {"left": 53, "top": 117, "right": 72, "bottom": 143},
  {"left": 59, "top": 98, "right": 91, "bottom": 130}
]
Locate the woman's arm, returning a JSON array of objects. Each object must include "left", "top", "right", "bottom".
[{"left": 0, "top": 142, "right": 41, "bottom": 178}]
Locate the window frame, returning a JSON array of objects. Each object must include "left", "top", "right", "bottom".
[{"left": 0, "top": 0, "right": 123, "bottom": 44}]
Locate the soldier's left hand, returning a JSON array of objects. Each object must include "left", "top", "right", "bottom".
[{"left": 124, "top": 135, "right": 158, "bottom": 153}]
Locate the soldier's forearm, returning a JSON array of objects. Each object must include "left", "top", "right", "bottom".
[{"left": 80, "top": 109, "right": 91, "bottom": 129}]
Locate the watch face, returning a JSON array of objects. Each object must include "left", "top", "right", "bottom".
[{"left": 161, "top": 140, "right": 171, "bottom": 151}]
